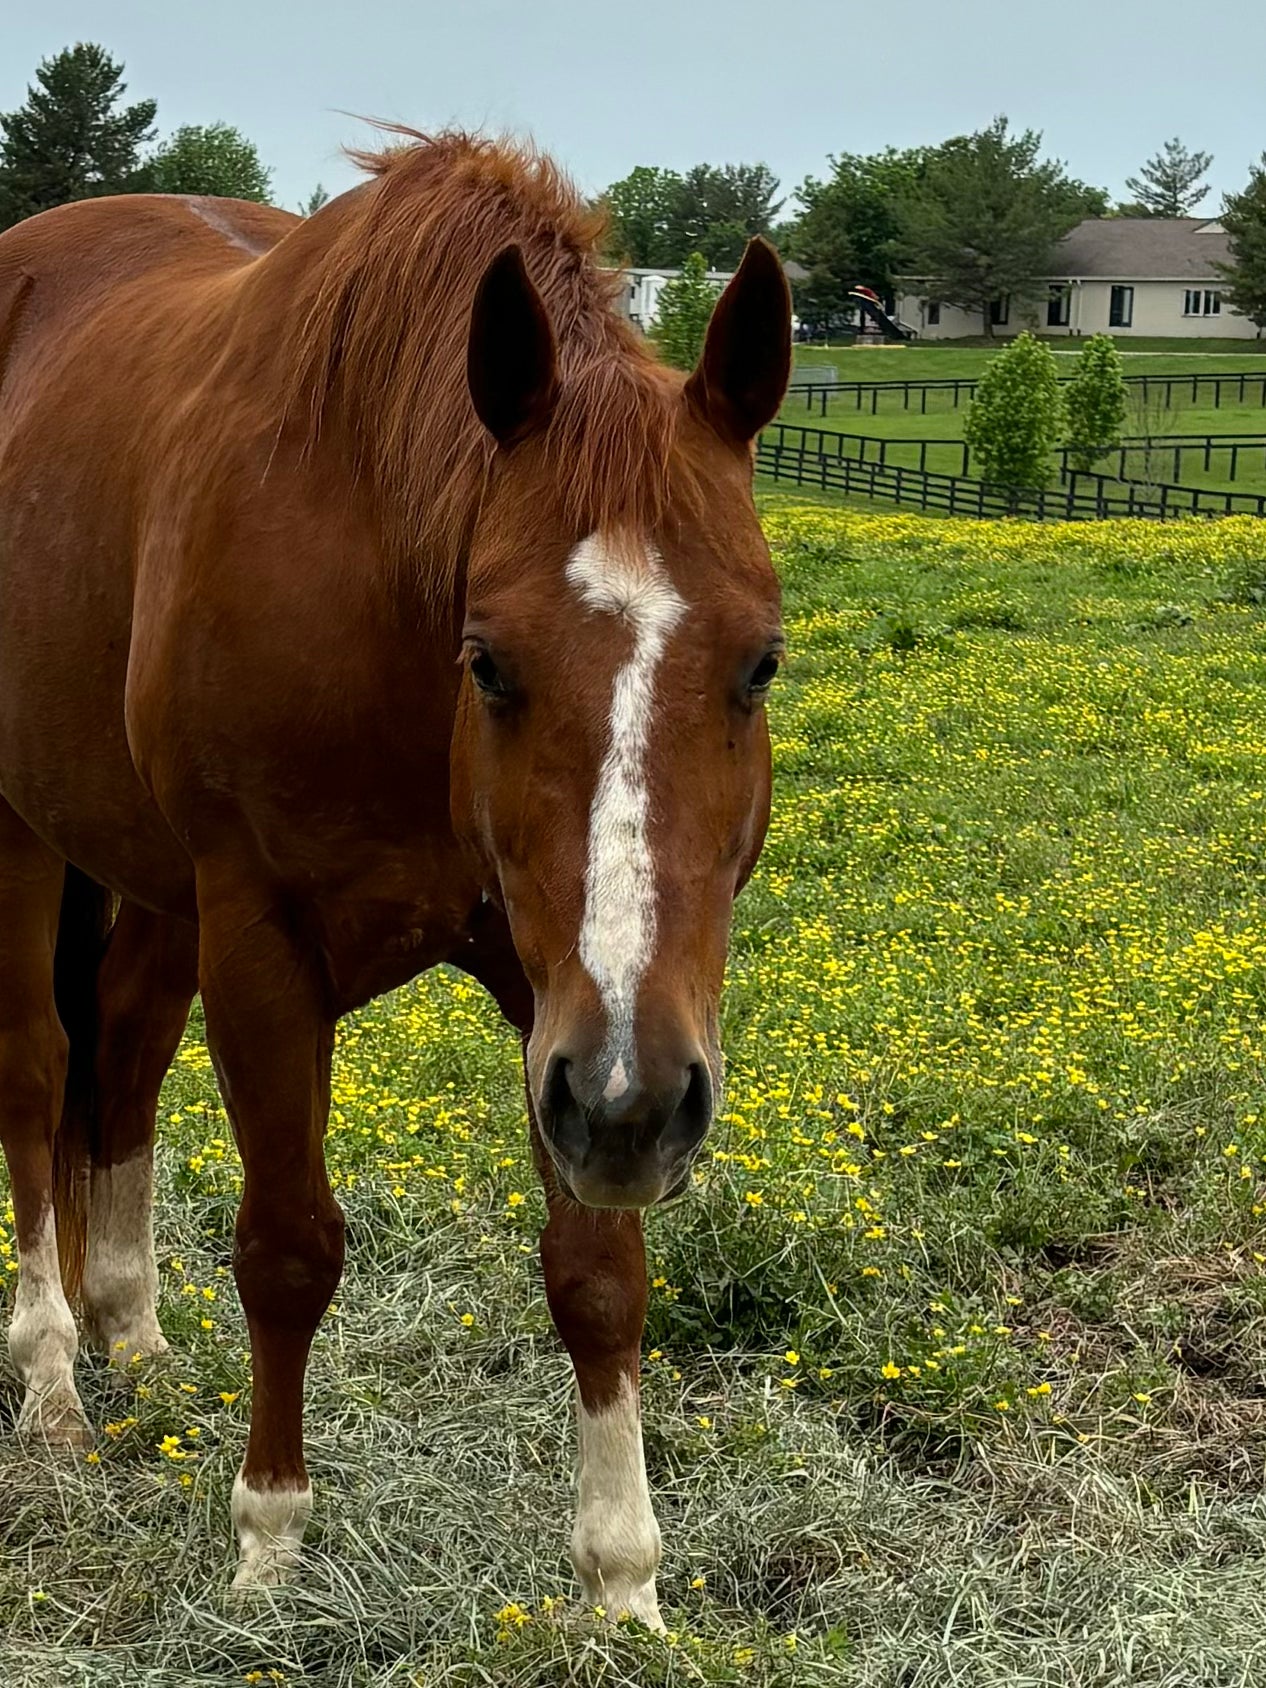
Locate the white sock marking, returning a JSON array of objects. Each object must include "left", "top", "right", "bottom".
[
  {"left": 232, "top": 1472, "right": 313, "bottom": 1590},
  {"left": 565, "top": 534, "right": 685, "bottom": 1074},
  {"left": 571, "top": 1375, "right": 663, "bottom": 1628},
  {"left": 83, "top": 1151, "right": 167, "bottom": 1361},
  {"left": 8, "top": 1205, "right": 87, "bottom": 1442}
]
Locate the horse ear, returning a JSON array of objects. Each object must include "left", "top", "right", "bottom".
[
  {"left": 685, "top": 238, "right": 792, "bottom": 446},
  {"left": 467, "top": 245, "right": 559, "bottom": 447}
]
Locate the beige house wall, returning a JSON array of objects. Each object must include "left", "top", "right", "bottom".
[{"left": 897, "top": 280, "right": 1260, "bottom": 341}]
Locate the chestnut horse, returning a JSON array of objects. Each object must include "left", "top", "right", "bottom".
[{"left": 0, "top": 133, "right": 789, "bottom": 1617}]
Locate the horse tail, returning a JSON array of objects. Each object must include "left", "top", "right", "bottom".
[{"left": 51, "top": 866, "right": 114, "bottom": 1304}]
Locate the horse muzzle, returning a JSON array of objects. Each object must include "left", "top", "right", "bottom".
[{"left": 535, "top": 1048, "right": 713, "bottom": 1209}]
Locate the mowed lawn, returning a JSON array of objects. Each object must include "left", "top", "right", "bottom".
[
  {"left": 7, "top": 504, "right": 1266, "bottom": 1684},
  {"left": 778, "top": 383, "right": 1266, "bottom": 498},
  {"left": 791, "top": 343, "right": 1266, "bottom": 383}
]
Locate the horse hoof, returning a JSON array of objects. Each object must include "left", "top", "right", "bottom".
[
  {"left": 583, "top": 1579, "right": 665, "bottom": 1632},
  {"left": 228, "top": 1546, "right": 300, "bottom": 1606},
  {"left": 88, "top": 1320, "right": 171, "bottom": 1368},
  {"left": 17, "top": 1390, "right": 95, "bottom": 1451},
  {"left": 103, "top": 1333, "right": 171, "bottom": 1371}
]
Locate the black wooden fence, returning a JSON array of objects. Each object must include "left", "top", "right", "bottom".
[
  {"left": 756, "top": 422, "right": 1266, "bottom": 520},
  {"left": 1056, "top": 433, "right": 1266, "bottom": 485},
  {"left": 792, "top": 369, "right": 1266, "bottom": 419},
  {"left": 760, "top": 422, "right": 971, "bottom": 477}
]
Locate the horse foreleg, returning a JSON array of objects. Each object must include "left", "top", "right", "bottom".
[
  {"left": 82, "top": 903, "right": 197, "bottom": 1363},
  {"left": 536, "top": 1146, "right": 663, "bottom": 1629},
  {"left": 198, "top": 873, "right": 344, "bottom": 1593}
]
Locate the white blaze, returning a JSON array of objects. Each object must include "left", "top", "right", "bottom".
[
  {"left": 565, "top": 533, "right": 685, "bottom": 1074},
  {"left": 571, "top": 1376, "right": 663, "bottom": 1628}
]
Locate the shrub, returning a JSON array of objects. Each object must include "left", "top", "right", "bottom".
[
  {"left": 652, "top": 252, "right": 720, "bottom": 370},
  {"left": 963, "top": 331, "right": 1063, "bottom": 498},
  {"left": 1064, "top": 334, "right": 1128, "bottom": 473}
]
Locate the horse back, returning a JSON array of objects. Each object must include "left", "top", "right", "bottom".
[
  {"left": 0, "top": 194, "right": 299, "bottom": 414},
  {"left": 0, "top": 195, "right": 302, "bottom": 910}
]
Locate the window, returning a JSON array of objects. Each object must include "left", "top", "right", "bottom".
[
  {"left": 925, "top": 299, "right": 941, "bottom": 325},
  {"left": 1047, "top": 285, "right": 1071, "bottom": 327},
  {"left": 989, "top": 295, "right": 1010, "bottom": 326},
  {"left": 1109, "top": 285, "right": 1134, "bottom": 328},
  {"left": 1183, "top": 287, "right": 1222, "bottom": 316}
]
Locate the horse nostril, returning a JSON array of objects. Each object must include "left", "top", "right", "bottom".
[
  {"left": 661, "top": 1061, "right": 712, "bottom": 1159},
  {"left": 541, "top": 1054, "right": 589, "bottom": 1162}
]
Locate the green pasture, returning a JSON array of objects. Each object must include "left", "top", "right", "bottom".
[
  {"left": 778, "top": 381, "right": 1266, "bottom": 498},
  {"left": 7, "top": 504, "right": 1266, "bottom": 1684},
  {"left": 792, "top": 342, "right": 1266, "bottom": 383}
]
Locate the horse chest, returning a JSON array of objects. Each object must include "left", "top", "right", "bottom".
[{"left": 312, "top": 853, "right": 481, "bottom": 1011}]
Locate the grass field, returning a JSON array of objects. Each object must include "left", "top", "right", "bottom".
[
  {"left": 779, "top": 379, "right": 1266, "bottom": 499},
  {"left": 7, "top": 502, "right": 1266, "bottom": 1684},
  {"left": 792, "top": 344, "right": 1266, "bottom": 382}
]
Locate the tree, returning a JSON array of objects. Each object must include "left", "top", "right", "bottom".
[
  {"left": 788, "top": 148, "right": 928, "bottom": 326},
  {"left": 672, "top": 163, "right": 782, "bottom": 269},
  {"left": 601, "top": 165, "right": 684, "bottom": 266},
  {"left": 1125, "top": 137, "right": 1212, "bottom": 217},
  {"left": 1064, "top": 334, "right": 1128, "bottom": 471},
  {"left": 651, "top": 252, "right": 720, "bottom": 370},
  {"left": 300, "top": 183, "right": 330, "bottom": 216},
  {"left": 0, "top": 43, "right": 156, "bottom": 229},
  {"left": 897, "top": 118, "right": 1102, "bottom": 336},
  {"left": 963, "top": 332, "right": 1063, "bottom": 497},
  {"left": 600, "top": 161, "right": 782, "bottom": 269},
  {"left": 1218, "top": 156, "right": 1266, "bottom": 334},
  {"left": 146, "top": 123, "right": 271, "bottom": 201}
]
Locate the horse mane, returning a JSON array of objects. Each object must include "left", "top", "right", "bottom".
[{"left": 283, "top": 130, "right": 686, "bottom": 590}]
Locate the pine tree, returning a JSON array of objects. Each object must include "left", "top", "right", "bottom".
[
  {"left": 1219, "top": 156, "right": 1266, "bottom": 334},
  {"left": 651, "top": 253, "right": 721, "bottom": 371},
  {"left": 898, "top": 118, "right": 1101, "bottom": 337},
  {"left": 1124, "top": 138, "right": 1212, "bottom": 218},
  {"left": 1064, "top": 335, "right": 1128, "bottom": 472},
  {"left": 0, "top": 44, "right": 156, "bottom": 229},
  {"left": 300, "top": 184, "right": 330, "bottom": 217}
]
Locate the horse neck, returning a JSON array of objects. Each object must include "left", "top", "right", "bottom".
[{"left": 225, "top": 192, "right": 484, "bottom": 617}]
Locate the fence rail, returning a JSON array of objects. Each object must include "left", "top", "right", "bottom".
[
  {"left": 1057, "top": 433, "right": 1266, "bottom": 486},
  {"left": 791, "top": 369, "right": 1266, "bottom": 418},
  {"left": 760, "top": 422, "right": 971, "bottom": 477},
  {"left": 757, "top": 422, "right": 1266, "bottom": 520}
]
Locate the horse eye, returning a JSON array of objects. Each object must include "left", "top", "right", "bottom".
[
  {"left": 748, "top": 652, "right": 781, "bottom": 696},
  {"left": 469, "top": 648, "right": 508, "bottom": 697}
]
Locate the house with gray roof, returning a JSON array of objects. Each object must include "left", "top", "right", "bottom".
[{"left": 897, "top": 218, "right": 1257, "bottom": 340}]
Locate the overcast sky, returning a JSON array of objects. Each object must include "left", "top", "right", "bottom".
[{"left": 5, "top": 0, "right": 1264, "bottom": 215}]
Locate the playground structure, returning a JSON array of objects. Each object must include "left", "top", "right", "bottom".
[{"left": 847, "top": 285, "right": 917, "bottom": 343}]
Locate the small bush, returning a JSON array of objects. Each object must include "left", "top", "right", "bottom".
[
  {"left": 963, "top": 331, "right": 1063, "bottom": 499},
  {"left": 1065, "top": 334, "right": 1129, "bottom": 473},
  {"left": 652, "top": 252, "right": 721, "bottom": 370}
]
